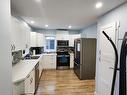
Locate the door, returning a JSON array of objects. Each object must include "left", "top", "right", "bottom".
[
  {"left": 99, "top": 23, "right": 117, "bottom": 95},
  {"left": 57, "top": 54, "right": 70, "bottom": 67}
]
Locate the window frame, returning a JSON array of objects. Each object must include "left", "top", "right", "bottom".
[{"left": 44, "top": 36, "right": 56, "bottom": 52}]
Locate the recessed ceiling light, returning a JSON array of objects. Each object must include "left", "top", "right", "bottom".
[
  {"left": 95, "top": 2, "right": 103, "bottom": 9},
  {"left": 45, "top": 24, "right": 48, "bottom": 28},
  {"left": 30, "top": 21, "right": 35, "bottom": 24},
  {"left": 35, "top": 0, "right": 41, "bottom": 3},
  {"left": 68, "top": 25, "right": 72, "bottom": 29}
]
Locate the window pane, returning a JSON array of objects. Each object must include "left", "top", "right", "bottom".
[
  {"left": 50, "top": 40, "right": 55, "bottom": 49},
  {"left": 45, "top": 36, "right": 56, "bottom": 52},
  {"left": 46, "top": 40, "right": 49, "bottom": 49}
]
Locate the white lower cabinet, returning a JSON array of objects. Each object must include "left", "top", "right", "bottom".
[
  {"left": 43, "top": 54, "right": 56, "bottom": 69},
  {"left": 70, "top": 53, "right": 74, "bottom": 68},
  {"left": 24, "top": 69, "right": 35, "bottom": 95},
  {"left": 13, "top": 69, "right": 35, "bottom": 95},
  {"left": 13, "top": 81, "right": 24, "bottom": 95},
  {"left": 39, "top": 57, "right": 43, "bottom": 77}
]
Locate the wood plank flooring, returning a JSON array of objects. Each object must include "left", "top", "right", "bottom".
[{"left": 36, "top": 70, "right": 95, "bottom": 95}]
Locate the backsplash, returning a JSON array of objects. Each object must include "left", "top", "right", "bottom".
[
  {"left": 30, "top": 47, "right": 44, "bottom": 55},
  {"left": 57, "top": 46, "right": 74, "bottom": 52},
  {"left": 12, "top": 50, "right": 22, "bottom": 65}
]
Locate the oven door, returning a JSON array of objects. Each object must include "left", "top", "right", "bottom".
[{"left": 57, "top": 55, "right": 70, "bottom": 67}]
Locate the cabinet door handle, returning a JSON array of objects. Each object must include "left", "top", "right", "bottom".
[
  {"left": 27, "top": 74, "right": 30, "bottom": 78},
  {"left": 13, "top": 45, "right": 15, "bottom": 50},
  {"left": 30, "top": 78, "right": 33, "bottom": 84},
  {"left": 11, "top": 45, "right": 13, "bottom": 51}
]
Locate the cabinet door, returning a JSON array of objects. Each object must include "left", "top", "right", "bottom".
[
  {"left": 30, "top": 32, "right": 37, "bottom": 47},
  {"left": 30, "top": 32, "right": 44, "bottom": 47},
  {"left": 13, "top": 82, "right": 25, "bottom": 95},
  {"left": 11, "top": 17, "right": 31, "bottom": 51},
  {"left": 41, "top": 56, "right": 45, "bottom": 69},
  {"left": 25, "top": 69, "right": 35, "bottom": 94},
  {"left": 39, "top": 58, "right": 43, "bottom": 77},
  {"left": 11, "top": 18, "right": 23, "bottom": 51},
  {"left": 43, "top": 54, "right": 56, "bottom": 69},
  {"left": 36, "top": 33, "right": 44, "bottom": 47},
  {"left": 69, "top": 34, "right": 81, "bottom": 47},
  {"left": 49, "top": 55, "right": 56, "bottom": 69},
  {"left": 70, "top": 53, "right": 74, "bottom": 68},
  {"left": 43, "top": 55, "right": 48, "bottom": 69},
  {"left": 56, "top": 31, "right": 69, "bottom": 40},
  {"left": 24, "top": 30, "right": 30, "bottom": 49}
]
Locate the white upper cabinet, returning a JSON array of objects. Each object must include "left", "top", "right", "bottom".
[
  {"left": 69, "top": 34, "right": 80, "bottom": 47},
  {"left": 30, "top": 32, "right": 37, "bottom": 47},
  {"left": 30, "top": 32, "right": 44, "bottom": 47},
  {"left": 36, "top": 33, "right": 44, "bottom": 47},
  {"left": 56, "top": 31, "right": 69, "bottom": 40},
  {"left": 11, "top": 17, "right": 31, "bottom": 51},
  {"left": 56, "top": 31, "right": 80, "bottom": 47}
]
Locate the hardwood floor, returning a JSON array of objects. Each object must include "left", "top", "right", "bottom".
[{"left": 36, "top": 70, "right": 95, "bottom": 95}]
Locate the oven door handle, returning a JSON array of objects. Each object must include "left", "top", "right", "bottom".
[{"left": 57, "top": 55, "right": 70, "bottom": 57}]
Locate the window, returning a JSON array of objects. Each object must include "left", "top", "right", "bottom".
[{"left": 45, "top": 36, "right": 56, "bottom": 52}]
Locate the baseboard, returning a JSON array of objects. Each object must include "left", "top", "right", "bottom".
[{"left": 43, "top": 68, "right": 56, "bottom": 71}]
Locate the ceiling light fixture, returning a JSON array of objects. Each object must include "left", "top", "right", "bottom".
[
  {"left": 95, "top": 2, "right": 103, "bottom": 9},
  {"left": 68, "top": 25, "right": 72, "bottom": 29},
  {"left": 30, "top": 21, "right": 35, "bottom": 24},
  {"left": 45, "top": 24, "right": 48, "bottom": 28},
  {"left": 35, "top": 0, "right": 41, "bottom": 3}
]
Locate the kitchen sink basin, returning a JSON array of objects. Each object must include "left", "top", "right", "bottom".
[
  {"left": 24, "top": 56, "right": 40, "bottom": 60},
  {"left": 30, "top": 56, "right": 40, "bottom": 59}
]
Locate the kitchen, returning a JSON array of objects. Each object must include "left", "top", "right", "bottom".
[
  {"left": 0, "top": 0, "right": 127, "bottom": 95},
  {"left": 11, "top": 9, "right": 97, "bottom": 93},
  {"left": 11, "top": 16, "right": 88, "bottom": 94}
]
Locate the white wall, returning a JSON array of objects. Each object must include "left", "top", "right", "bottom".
[
  {"left": 81, "top": 24, "right": 97, "bottom": 38},
  {"left": 96, "top": 2, "right": 127, "bottom": 95},
  {"left": 0, "top": 0, "right": 12, "bottom": 95}
]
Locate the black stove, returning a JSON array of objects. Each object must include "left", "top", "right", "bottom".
[{"left": 57, "top": 51, "right": 70, "bottom": 69}]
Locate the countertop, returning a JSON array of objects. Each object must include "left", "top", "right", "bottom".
[
  {"left": 42, "top": 52, "right": 57, "bottom": 56},
  {"left": 12, "top": 54, "right": 43, "bottom": 83}
]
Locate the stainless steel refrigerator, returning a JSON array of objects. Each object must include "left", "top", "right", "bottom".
[{"left": 74, "top": 38, "right": 96, "bottom": 80}]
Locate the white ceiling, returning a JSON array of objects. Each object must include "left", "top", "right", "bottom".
[{"left": 11, "top": 0, "right": 127, "bottom": 30}]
